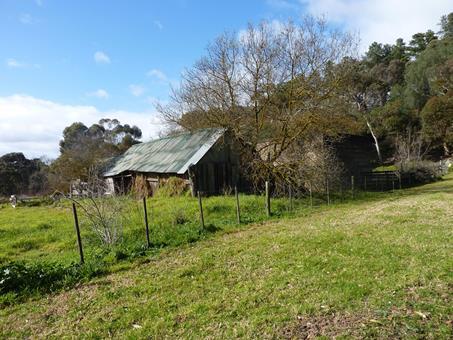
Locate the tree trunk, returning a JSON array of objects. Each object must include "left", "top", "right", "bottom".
[
  {"left": 443, "top": 142, "right": 450, "bottom": 157},
  {"left": 366, "top": 118, "right": 382, "bottom": 164}
]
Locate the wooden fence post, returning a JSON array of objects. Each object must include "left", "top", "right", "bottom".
[
  {"left": 198, "top": 191, "right": 205, "bottom": 228},
  {"left": 309, "top": 181, "right": 313, "bottom": 208},
  {"left": 364, "top": 176, "right": 367, "bottom": 191},
  {"left": 235, "top": 186, "right": 241, "bottom": 224},
  {"left": 71, "top": 203, "right": 84, "bottom": 264},
  {"left": 143, "top": 197, "right": 151, "bottom": 248},
  {"left": 392, "top": 179, "right": 395, "bottom": 192},
  {"left": 351, "top": 176, "right": 355, "bottom": 199},
  {"left": 326, "top": 177, "right": 330, "bottom": 205},
  {"left": 288, "top": 184, "right": 293, "bottom": 211},
  {"left": 399, "top": 175, "right": 402, "bottom": 189},
  {"left": 265, "top": 181, "right": 271, "bottom": 217}
]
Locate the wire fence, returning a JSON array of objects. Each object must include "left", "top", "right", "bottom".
[
  {"left": 4, "top": 164, "right": 448, "bottom": 267},
  {"left": 68, "top": 177, "right": 392, "bottom": 264}
]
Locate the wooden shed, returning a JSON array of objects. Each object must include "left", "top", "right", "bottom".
[{"left": 103, "top": 128, "right": 242, "bottom": 196}]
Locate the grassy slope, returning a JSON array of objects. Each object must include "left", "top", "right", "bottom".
[{"left": 1, "top": 176, "right": 452, "bottom": 338}]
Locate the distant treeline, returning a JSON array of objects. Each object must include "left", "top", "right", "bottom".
[
  {"left": 0, "top": 118, "right": 142, "bottom": 197},
  {"left": 0, "top": 153, "right": 49, "bottom": 196}
]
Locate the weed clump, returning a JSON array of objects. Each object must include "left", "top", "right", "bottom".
[
  {"left": 36, "top": 222, "right": 53, "bottom": 230},
  {"left": 172, "top": 209, "right": 189, "bottom": 225},
  {"left": 155, "top": 177, "right": 190, "bottom": 197},
  {"left": 0, "top": 260, "right": 105, "bottom": 305}
]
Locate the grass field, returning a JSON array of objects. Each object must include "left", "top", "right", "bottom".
[
  {"left": 0, "top": 193, "right": 310, "bottom": 265},
  {"left": 1, "top": 176, "right": 452, "bottom": 338}
]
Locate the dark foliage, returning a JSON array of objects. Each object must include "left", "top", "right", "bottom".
[{"left": 0, "top": 153, "right": 49, "bottom": 196}]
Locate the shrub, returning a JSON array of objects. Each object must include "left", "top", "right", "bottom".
[
  {"left": 155, "top": 177, "right": 189, "bottom": 197},
  {"left": 131, "top": 175, "right": 150, "bottom": 198},
  {"left": 74, "top": 196, "right": 128, "bottom": 246},
  {"left": 398, "top": 161, "right": 442, "bottom": 184}
]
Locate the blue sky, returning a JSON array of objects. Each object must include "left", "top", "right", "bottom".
[
  {"left": 1, "top": 0, "right": 288, "bottom": 111},
  {"left": 0, "top": 0, "right": 451, "bottom": 158}
]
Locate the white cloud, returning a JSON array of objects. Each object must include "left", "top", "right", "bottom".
[
  {"left": 266, "top": 0, "right": 299, "bottom": 10},
  {"left": 153, "top": 20, "right": 164, "bottom": 30},
  {"left": 146, "top": 68, "right": 168, "bottom": 82},
  {"left": 6, "top": 58, "right": 25, "bottom": 68},
  {"left": 87, "top": 89, "right": 110, "bottom": 99},
  {"left": 238, "top": 19, "right": 285, "bottom": 42},
  {"left": 94, "top": 51, "right": 111, "bottom": 64},
  {"left": 5, "top": 58, "right": 40, "bottom": 69},
  {"left": 147, "top": 69, "right": 180, "bottom": 88},
  {"left": 0, "top": 95, "right": 163, "bottom": 158},
  {"left": 19, "top": 13, "right": 35, "bottom": 25},
  {"left": 299, "top": 0, "right": 451, "bottom": 52},
  {"left": 129, "top": 84, "right": 145, "bottom": 97}
]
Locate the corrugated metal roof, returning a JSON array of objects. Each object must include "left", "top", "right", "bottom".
[{"left": 103, "top": 128, "right": 225, "bottom": 177}]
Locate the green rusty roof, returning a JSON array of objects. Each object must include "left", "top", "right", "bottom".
[{"left": 104, "top": 128, "right": 225, "bottom": 176}]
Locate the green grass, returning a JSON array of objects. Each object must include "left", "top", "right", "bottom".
[
  {"left": 0, "top": 194, "right": 310, "bottom": 266},
  {"left": 0, "top": 203, "right": 77, "bottom": 264},
  {"left": 1, "top": 176, "right": 452, "bottom": 338},
  {"left": 373, "top": 164, "right": 398, "bottom": 172},
  {"left": 0, "top": 192, "right": 322, "bottom": 300}
]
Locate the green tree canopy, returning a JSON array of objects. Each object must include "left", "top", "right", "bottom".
[
  {"left": 0, "top": 153, "right": 46, "bottom": 196},
  {"left": 421, "top": 90, "right": 453, "bottom": 155},
  {"left": 50, "top": 119, "right": 142, "bottom": 190}
]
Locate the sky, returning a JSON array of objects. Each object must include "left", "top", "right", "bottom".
[{"left": 0, "top": 0, "right": 451, "bottom": 158}]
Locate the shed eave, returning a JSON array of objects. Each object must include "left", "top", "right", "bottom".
[
  {"left": 102, "top": 128, "right": 226, "bottom": 177},
  {"left": 176, "top": 129, "right": 225, "bottom": 174}
]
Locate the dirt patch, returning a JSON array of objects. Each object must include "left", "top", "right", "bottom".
[{"left": 281, "top": 311, "right": 371, "bottom": 339}]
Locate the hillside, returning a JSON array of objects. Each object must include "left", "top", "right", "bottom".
[{"left": 1, "top": 175, "right": 452, "bottom": 338}]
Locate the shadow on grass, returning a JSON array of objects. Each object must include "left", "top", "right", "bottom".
[{"left": 325, "top": 175, "right": 453, "bottom": 209}]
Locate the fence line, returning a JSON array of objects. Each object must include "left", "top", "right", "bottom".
[
  {"left": 143, "top": 197, "right": 151, "bottom": 248},
  {"left": 71, "top": 203, "right": 84, "bottom": 264},
  {"left": 235, "top": 186, "right": 241, "bottom": 224},
  {"left": 65, "top": 169, "right": 443, "bottom": 264},
  {"left": 198, "top": 191, "right": 205, "bottom": 229}
]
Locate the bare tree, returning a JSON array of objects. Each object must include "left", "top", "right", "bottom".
[
  {"left": 68, "top": 169, "right": 130, "bottom": 246},
  {"left": 394, "top": 128, "right": 431, "bottom": 169},
  {"left": 274, "top": 134, "right": 345, "bottom": 194},
  {"left": 158, "top": 16, "right": 358, "bottom": 185}
]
